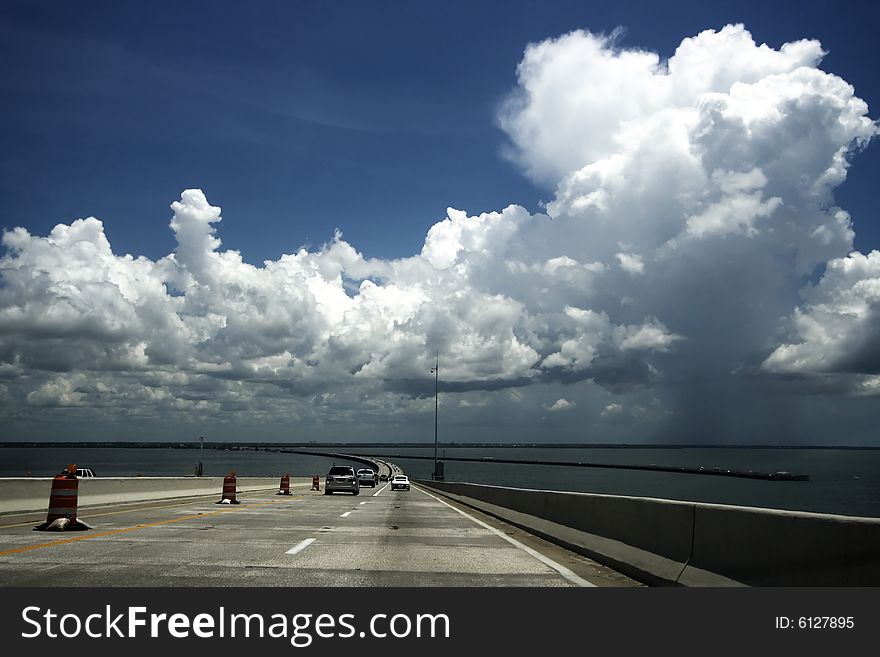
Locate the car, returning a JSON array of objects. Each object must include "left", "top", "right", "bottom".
[
  {"left": 75, "top": 468, "right": 96, "bottom": 478},
  {"left": 325, "top": 466, "right": 359, "bottom": 495},
  {"left": 357, "top": 468, "right": 377, "bottom": 487},
  {"left": 390, "top": 474, "right": 410, "bottom": 491}
]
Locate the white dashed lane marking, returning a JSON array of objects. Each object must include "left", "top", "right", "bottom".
[{"left": 285, "top": 538, "right": 316, "bottom": 555}]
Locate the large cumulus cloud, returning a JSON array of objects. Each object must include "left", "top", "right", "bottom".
[
  {"left": 1, "top": 24, "right": 877, "bottom": 442},
  {"left": 763, "top": 250, "right": 880, "bottom": 379}
]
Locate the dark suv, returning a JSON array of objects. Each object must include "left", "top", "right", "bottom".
[{"left": 325, "top": 466, "right": 360, "bottom": 495}]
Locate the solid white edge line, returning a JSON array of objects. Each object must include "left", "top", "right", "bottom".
[
  {"left": 340, "top": 511, "right": 352, "bottom": 518},
  {"left": 416, "top": 486, "right": 596, "bottom": 588},
  {"left": 285, "top": 538, "right": 316, "bottom": 555},
  {"left": 372, "top": 483, "right": 390, "bottom": 496}
]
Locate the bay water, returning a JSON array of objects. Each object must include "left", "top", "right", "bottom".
[{"left": 2, "top": 445, "right": 878, "bottom": 518}]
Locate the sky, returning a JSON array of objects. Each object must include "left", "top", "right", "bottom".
[{"left": 1, "top": 0, "right": 879, "bottom": 445}]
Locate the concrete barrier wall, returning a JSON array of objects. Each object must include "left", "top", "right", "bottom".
[
  {"left": 683, "top": 503, "right": 880, "bottom": 586},
  {"left": 0, "top": 476, "right": 310, "bottom": 515},
  {"left": 419, "top": 481, "right": 695, "bottom": 585},
  {"left": 418, "top": 480, "right": 880, "bottom": 586}
]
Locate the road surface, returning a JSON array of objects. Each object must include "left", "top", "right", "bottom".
[{"left": 0, "top": 482, "right": 640, "bottom": 587}]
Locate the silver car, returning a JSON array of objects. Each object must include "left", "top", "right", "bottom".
[
  {"left": 325, "top": 466, "right": 360, "bottom": 495},
  {"left": 357, "top": 468, "right": 378, "bottom": 487}
]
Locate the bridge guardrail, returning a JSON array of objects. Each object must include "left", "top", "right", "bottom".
[{"left": 417, "top": 480, "right": 880, "bottom": 586}]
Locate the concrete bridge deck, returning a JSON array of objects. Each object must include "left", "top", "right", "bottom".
[{"left": 0, "top": 483, "right": 639, "bottom": 587}]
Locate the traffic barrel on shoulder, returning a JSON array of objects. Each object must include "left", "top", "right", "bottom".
[
  {"left": 277, "top": 474, "right": 291, "bottom": 495},
  {"left": 310, "top": 475, "right": 320, "bottom": 491},
  {"left": 216, "top": 472, "right": 241, "bottom": 504},
  {"left": 34, "top": 465, "right": 92, "bottom": 531}
]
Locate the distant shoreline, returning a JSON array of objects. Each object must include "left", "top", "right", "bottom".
[{"left": 1, "top": 442, "right": 877, "bottom": 450}]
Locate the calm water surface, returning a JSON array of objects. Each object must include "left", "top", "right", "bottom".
[
  {"left": 0, "top": 447, "right": 356, "bottom": 479},
  {"left": 340, "top": 446, "right": 880, "bottom": 518},
  {"left": 2, "top": 445, "right": 878, "bottom": 518}
]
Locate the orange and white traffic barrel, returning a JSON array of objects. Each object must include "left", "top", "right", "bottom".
[
  {"left": 216, "top": 471, "right": 240, "bottom": 504},
  {"left": 277, "top": 474, "right": 291, "bottom": 495},
  {"left": 34, "top": 464, "right": 92, "bottom": 531},
  {"left": 310, "top": 475, "right": 320, "bottom": 491}
]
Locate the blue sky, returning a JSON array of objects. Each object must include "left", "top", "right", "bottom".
[
  {"left": 2, "top": 0, "right": 878, "bottom": 263},
  {"left": 2, "top": 0, "right": 880, "bottom": 444}
]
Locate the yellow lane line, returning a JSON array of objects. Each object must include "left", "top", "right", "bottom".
[
  {"left": 0, "top": 499, "right": 296, "bottom": 557},
  {"left": 0, "top": 493, "right": 305, "bottom": 529},
  {"left": 0, "top": 499, "right": 219, "bottom": 530}
]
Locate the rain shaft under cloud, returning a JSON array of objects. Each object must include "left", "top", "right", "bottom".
[{"left": 1, "top": 24, "right": 878, "bottom": 443}]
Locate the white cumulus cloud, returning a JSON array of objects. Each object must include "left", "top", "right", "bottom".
[
  {"left": 547, "top": 398, "right": 575, "bottom": 412},
  {"left": 1, "top": 23, "right": 878, "bottom": 442},
  {"left": 763, "top": 250, "right": 880, "bottom": 379}
]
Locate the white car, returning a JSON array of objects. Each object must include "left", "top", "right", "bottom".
[{"left": 390, "top": 474, "right": 410, "bottom": 491}]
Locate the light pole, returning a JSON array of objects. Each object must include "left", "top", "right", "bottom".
[
  {"left": 198, "top": 436, "right": 204, "bottom": 477},
  {"left": 430, "top": 351, "right": 442, "bottom": 481}
]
